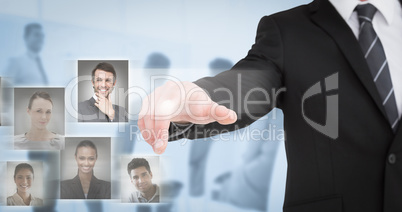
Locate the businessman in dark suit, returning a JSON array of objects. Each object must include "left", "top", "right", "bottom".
[
  {"left": 139, "top": 0, "right": 402, "bottom": 211},
  {"left": 78, "top": 62, "right": 128, "bottom": 122}
]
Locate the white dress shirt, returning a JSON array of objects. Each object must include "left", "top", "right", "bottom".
[
  {"left": 7, "top": 193, "right": 43, "bottom": 206},
  {"left": 129, "top": 184, "right": 160, "bottom": 203},
  {"left": 329, "top": 0, "right": 402, "bottom": 118},
  {"left": 4, "top": 51, "right": 48, "bottom": 86},
  {"left": 14, "top": 133, "right": 65, "bottom": 150}
]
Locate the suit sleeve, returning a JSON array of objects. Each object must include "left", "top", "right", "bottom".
[{"left": 169, "top": 16, "right": 284, "bottom": 141}]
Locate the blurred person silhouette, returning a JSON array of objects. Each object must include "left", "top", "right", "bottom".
[
  {"left": 4, "top": 23, "right": 105, "bottom": 212},
  {"left": 1, "top": 78, "right": 13, "bottom": 126},
  {"left": 1, "top": 22, "right": 109, "bottom": 212},
  {"left": 189, "top": 58, "right": 281, "bottom": 212},
  {"left": 4, "top": 23, "right": 48, "bottom": 86},
  {"left": 208, "top": 58, "right": 233, "bottom": 71},
  {"left": 115, "top": 52, "right": 172, "bottom": 159},
  {"left": 156, "top": 181, "right": 183, "bottom": 212},
  {"left": 0, "top": 163, "right": 4, "bottom": 205},
  {"left": 136, "top": 205, "right": 152, "bottom": 212},
  {"left": 3, "top": 22, "right": 58, "bottom": 212},
  {"left": 212, "top": 110, "right": 282, "bottom": 211},
  {"left": 0, "top": 79, "right": 2, "bottom": 126},
  {"left": 144, "top": 52, "right": 171, "bottom": 70},
  {"left": 189, "top": 58, "right": 234, "bottom": 197},
  {"left": 128, "top": 52, "right": 180, "bottom": 212},
  {"left": 143, "top": 52, "right": 172, "bottom": 90},
  {"left": 138, "top": 1, "right": 402, "bottom": 211}
]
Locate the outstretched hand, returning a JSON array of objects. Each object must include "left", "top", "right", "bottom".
[{"left": 138, "top": 81, "right": 237, "bottom": 154}]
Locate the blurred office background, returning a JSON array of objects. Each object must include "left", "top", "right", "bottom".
[{"left": 0, "top": 0, "right": 311, "bottom": 211}]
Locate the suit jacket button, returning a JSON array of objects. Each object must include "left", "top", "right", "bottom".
[{"left": 388, "top": 154, "right": 396, "bottom": 165}]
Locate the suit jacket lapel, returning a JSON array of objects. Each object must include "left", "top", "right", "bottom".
[
  {"left": 309, "top": 0, "right": 388, "bottom": 122},
  {"left": 88, "top": 175, "right": 100, "bottom": 199},
  {"left": 89, "top": 97, "right": 99, "bottom": 113},
  {"left": 89, "top": 97, "right": 96, "bottom": 108},
  {"left": 72, "top": 175, "right": 85, "bottom": 199}
]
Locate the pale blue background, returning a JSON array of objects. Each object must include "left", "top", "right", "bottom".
[{"left": 0, "top": 0, "right": 312, "bottom": 212}]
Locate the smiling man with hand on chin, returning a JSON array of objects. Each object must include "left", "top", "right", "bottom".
[{"left": 78, "top": 62, "right": 128, "bottom": 122}]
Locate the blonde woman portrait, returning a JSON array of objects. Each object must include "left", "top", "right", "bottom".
[{"left": 14, "top": 89, "right": 65, "bottom": 150}]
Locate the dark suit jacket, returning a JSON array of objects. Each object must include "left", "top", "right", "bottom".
[
  {"left": 78, "top": 97, "right": 128, "bottom": 122},
  {"left": 170, "top": 0, "right": 402, "bottom": 211},
  {"left": 60, "top": 174, "right": 111, "bottom": 199}
]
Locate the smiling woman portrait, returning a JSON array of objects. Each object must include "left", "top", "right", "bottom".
[
  {"left": 60, "top": 140, "right": 111, "bottom": 199},
  {"left": 7, "top": 163, "right": 43, "bottom": 206},
  {"left": 14, "top": 91, "right": 64, "bottom": 150}
]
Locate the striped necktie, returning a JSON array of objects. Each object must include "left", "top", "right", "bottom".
[{"left": 356, "top": 3, "right": 400, "bottom": 132}]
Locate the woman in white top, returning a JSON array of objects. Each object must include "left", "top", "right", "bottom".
[
  {"left": 7, "top": 163, "right": 43, "bottom": 206},
  {"left": 14, "top": 91, "right": 64, "bottom": 150}
]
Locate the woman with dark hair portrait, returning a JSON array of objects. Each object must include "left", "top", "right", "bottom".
[
  {"left": 7, "top": 163, "right": 43, "bottom": 206},
  {"left": 60, "top": 140, "right": 111, "bottom": 199},
  {"left": 14, "top": 91, "right": 64, "bottom": 150}
]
